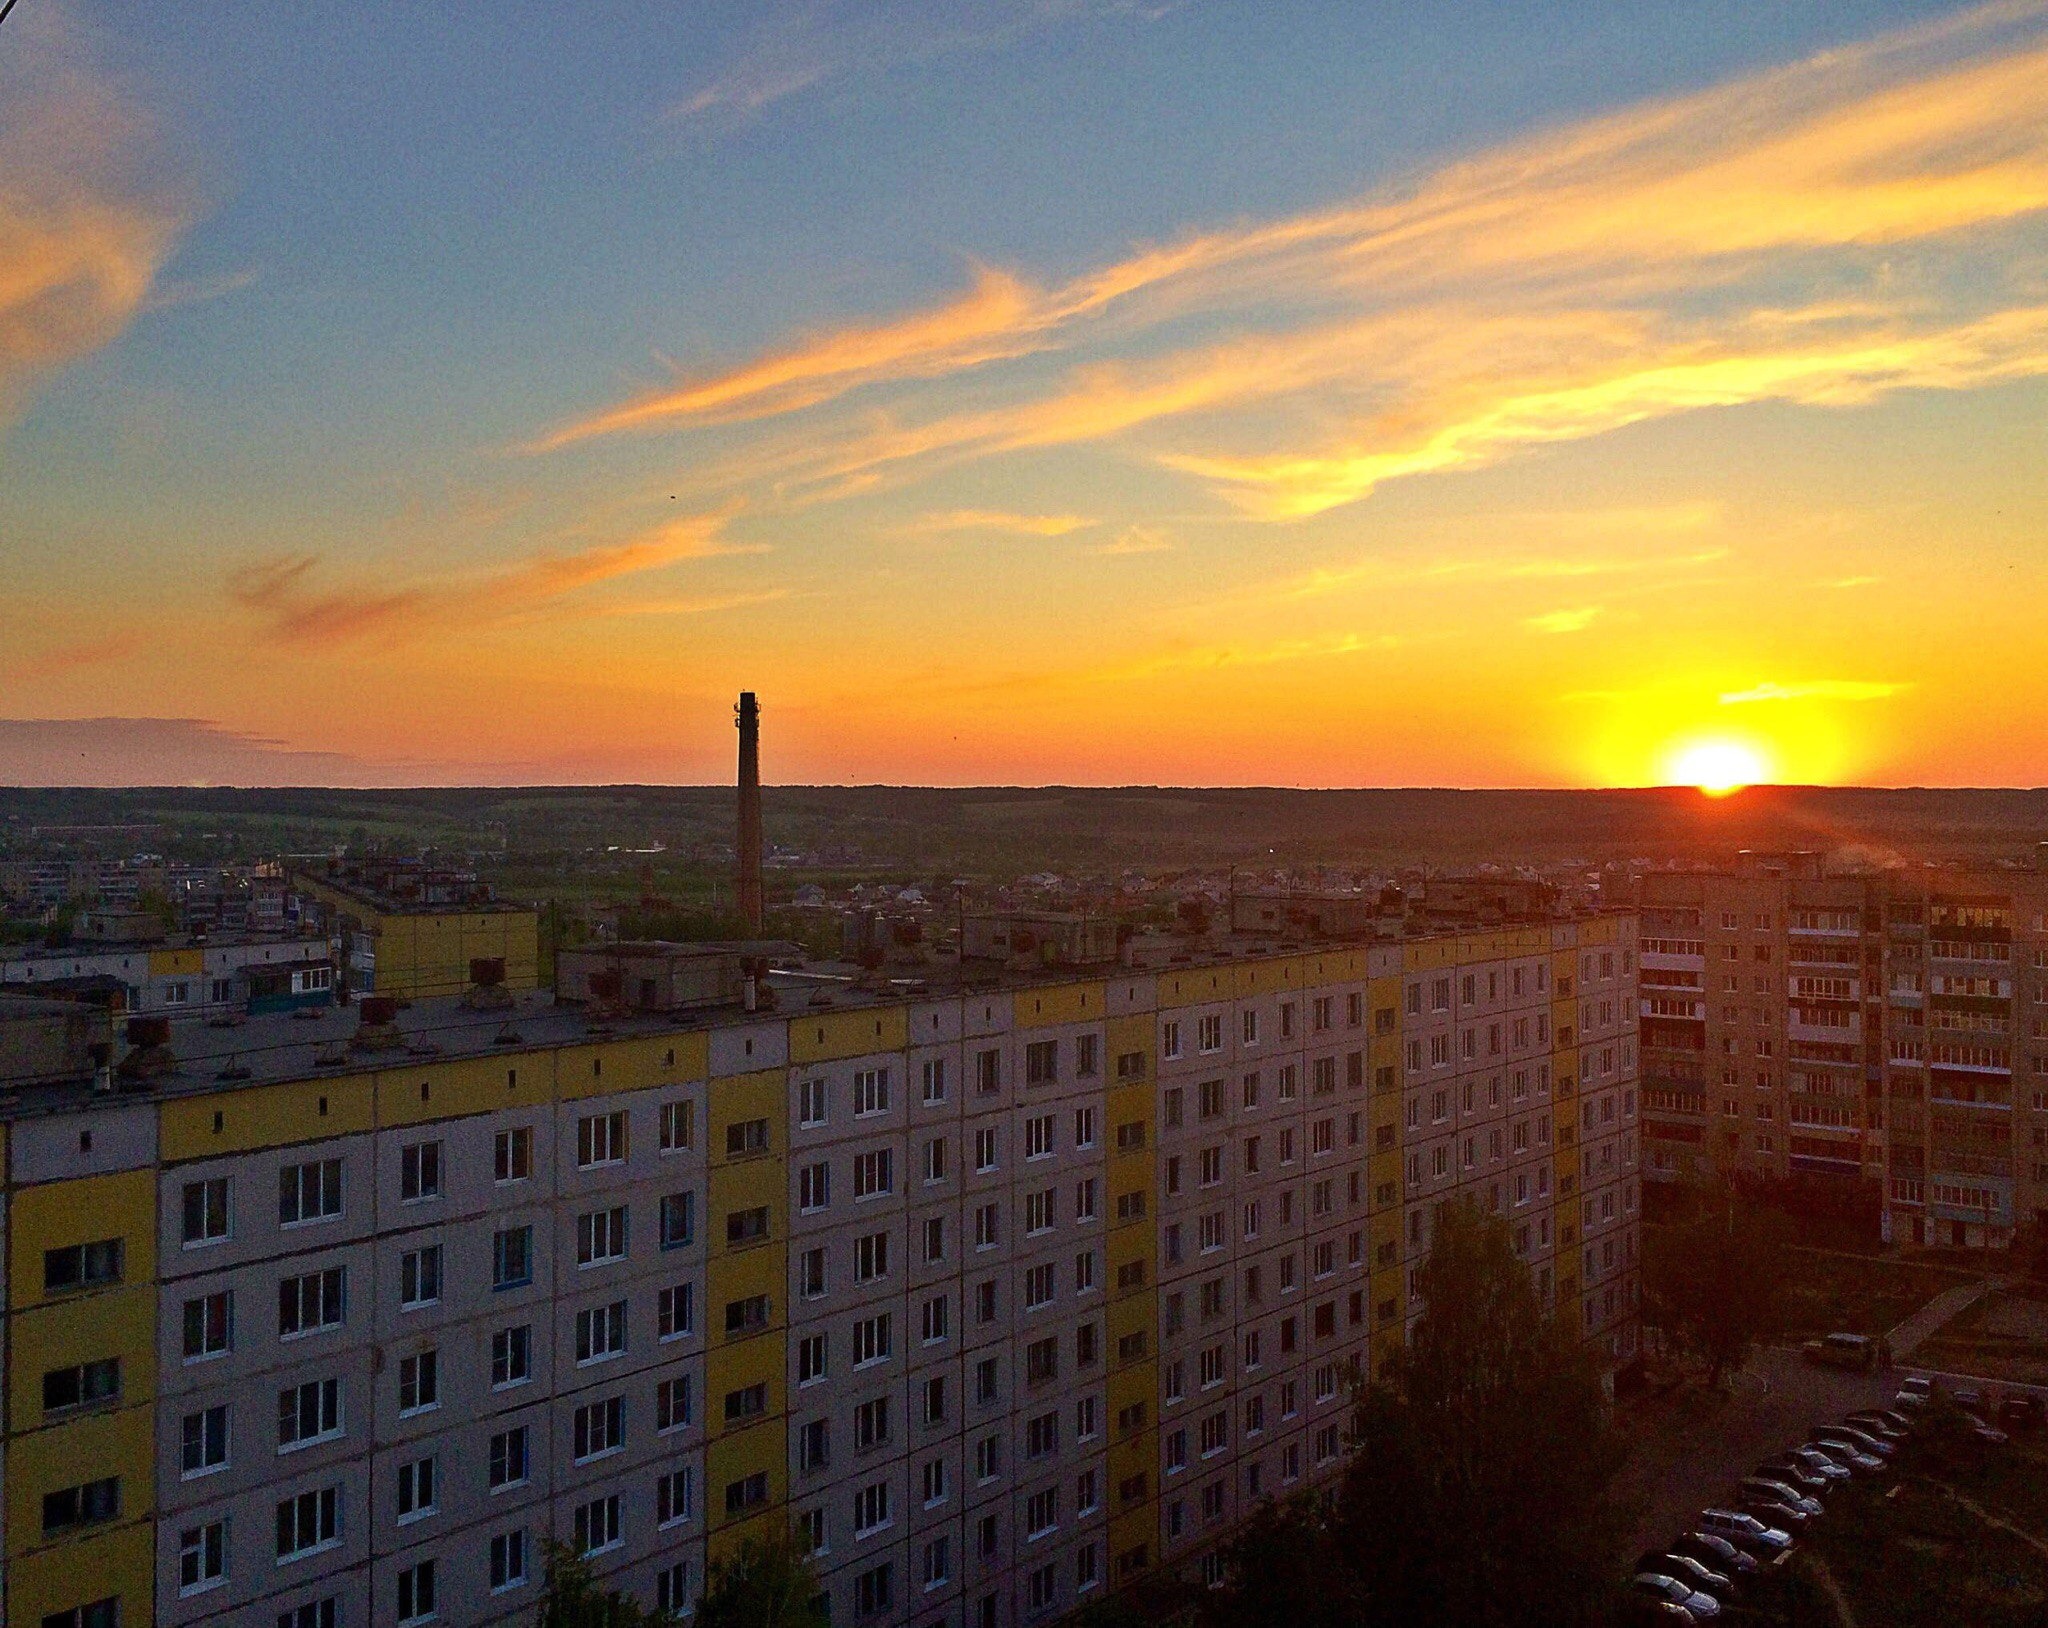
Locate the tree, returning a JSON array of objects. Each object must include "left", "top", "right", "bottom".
[
  {"left": 537, "top": 1543, "right": 669, "bottom": 1626},
  {"left": 1200, "top": 1493, "right": 1350, "bottom": 1628},
  {"left": 693, "top": 1528, "right": 828, "bottom": 1628},
  {"left": 1644, "top": 1178, "right": 1786, "bottom": 1387},
  {"left": 1333, "top": 1198, "right": 1625, "bottom": 1628}
]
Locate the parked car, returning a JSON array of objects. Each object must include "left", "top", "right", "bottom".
[
  {"left": 1959, "top": 1411, "right": 2011, "bottom": 1446},
  {"left": 1785, "top": 1444, "right": 1855, "bottom": 1480},
  {"left": 1815, "top": 1424, "right": 1895, "bottom": 1461},
  {"left": 1803, "top": 1331, "right": 1877, "bottom": 1370},
  {"left": 1755, "top": 1455, "right": 1838, "bottom": 1493},
  {"left": 1737, "top": 1478, "right": 1822, "bottom": 1520},
  {"left": 1670, "top": 1531, "right": 1760, "bottom": 1579},
  {"left": 1844, "top": 1409, "right": 1913, "bottom": 1441},
  {"left": 1806, "top": 1438, "right": 1886, "bottom": 1476},
  {"left": 1896, "top": 1375, "right": 1934, "bottom": 1410},
  {"left": 1698, "top": 1508, "right": 1795, "bottom": 1558},
  {"left": 1633, "top": 1573, "right": 1723, "bottom": 1621},
  {"left": 1637, "top": 1552, "right": 1737, "bottom": 1603},
  {"left": 1997, "top": 1394, "right": 2043, "bottom": 1433}
]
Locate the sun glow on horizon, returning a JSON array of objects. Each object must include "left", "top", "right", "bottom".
[{"left": 1668, "top": 739, "right": 1769, "bottom": 796}]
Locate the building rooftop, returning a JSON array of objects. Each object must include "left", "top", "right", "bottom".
[{"left": 0, "top": 907, "right": 1634, "bottom": 1119}]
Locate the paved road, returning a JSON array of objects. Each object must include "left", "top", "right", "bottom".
[{"left": 1612, "top": 1347, "right": 1900, "bottom": 1558}]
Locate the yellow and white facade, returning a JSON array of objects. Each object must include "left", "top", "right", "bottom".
[{"left": 0, "top": 916, "right": 1638, "bottom": 1628}]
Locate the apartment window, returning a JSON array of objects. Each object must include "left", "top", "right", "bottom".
[
  {"left": 854, "top": 1067, "right": 891, "bottom": 1116},
  {"left": 1197, "top": 1014, "right": 1223, "bottom": 1053},
  {"left": 1025, "top": 1262, "right": 1055, "bottom": 1310},
  {"left": 278, "top": 1377, "right": 342, "bottom": 1449},
  {"left": 661, "top": 1100, "right": 697, "bottom": 1152},
  {"left": 658, "top": 1561, "right": 694, "bottom": 1615},
  {"left": 576, "top": 1300, "right": 628, "bottom": 1364},
  {"left": 574, "top": 1395, "right": 626, "bottom": 1459},
  {"left": 925, "top": 1372, "right": 949, "bottom": 1424},
  {"left": 43, "top": 1476, "right": 120, "bottom": 1535},
  {"left": 396, "top": 1454, "right": 438, "bottom": 1522},
  {"left": 658, "top": 1282, "right": 695, "bottom": 1339},
  {"left": 854, "top": 1148, "right": 894, "bottom": 1199},
  {"left": 923, "top": 1136, "right": 948, "bottom": 1182},
  {"left": 975, "top": 1126, "right": 999, "bottom": 1171},
  {"left": 398, "top": 1348, "right": 439, "bottom": 1413},
  {"left": 799, "top": 1244, "right": 828, "bottom": 1299},
  {"left": 855, "top": 1230, "right": 891, "bottom": 1283},
  {"left": 975, "top": 1202, "right": 1001, "bottom": 1249},
  {"left": 855, "top": 1561, "right": 895, "bottom": 1618},
  {"left": 924, "top": 1534, "right": 952, "bottom": 1590},
  {"left": 577, "top": 1111, "right": 628, "bottom": 1168},
  {"left": 724, "top": 1382, "right": 768, "bottom": 1425},
  {"left": 1025, "top": 1112, "right": 1055, "bottom": 1159},
  {"left": 495, "top": 1126, "right": 532, "bottom": 1182},
  {"left": 43, "top": 1238, "right": 122, "bottom": 1294},
  {"left": 179, "top": 1519, "right": 227, "bottom": 1596},
  {"left": 854, "top": 1480, "right": 892, "bottom": 1536},
  {"left": 976, "top": 1048, "right": 1002, "bottom": 1094},
  {"left": 1026, "top": 1040, "right": 1058, "bottom": 1085},
  {"left": 725, "top": 1116, "right": 770, "bottom": 1159},
  {"left": 44, "top": 1355, "right": 121, "bottom": 1416},
  {"left": 397, "top": 1560, "right": 438, "bottom": 1623},
  {"left": 1076, "top": 1034, "right": 1100, "bottom": 1076},
  {"left": 725, "top": 1294, "right": 770, "bottom": 1336},
  {"left": 182, "top": 1290, "right": 233, "bottom": 1360},
  {"left": 658, "top": 1374, "right": 694, "bottom": 1431},
  {"left": 399, "top": 1246, "right": 442, "bottom": 1309},
  {"left": 658, "top": 1467, "right": 695, "bottom": 1527},
  {"left": 726, "top": 1204, "right": 768, "bottom": 1247},
  {"left": 491, "top": 1529, "right": 529, "bottom": 1592},
  {"left": 577, "top": 1206, "right": 629, "bottom": 1266},
  {"left": 179, "top": 1401, "right": 230, "bottom": 1475},
  {"left": 493, "top": 1225, "right": 534, "bottom": 1290},
  {"left": 800, "top": 1077, "right": 829, "bottom": 1126},
  {"left": 491, "top": 1325, "right": 531, "bottom": 1387},
  {"left": 278, "top": 1602, "right": 339, "bottom": 1628},
  {"left": 1026, "top": 1188, "right": 1055, "bottom": 1233},
  {"left": 854, "top": 1312, "right": 894, "bottom": 1368},
  {"left": 855, "top": 1395, "right": 891, "bottom": 1449},
  {"left": 182, "top": 1177, "right": 231, "bottom": 1246},
  {"left": 400, "top": 1140, "right": 442, "bottom": 1202},
  {"left": 489, "top": 1425, "right": 531, "bottom": 1489},
  {"left": 1026, "top": 1334, "right": 1059, "bottom": 1386},
  {"left": 922, "top": 1057, "right": 948, "bottom": 1104},
  {"left": 575, "top": 1494, "right": 623, "bottom": 1556},
  {"left": 279, "top": 1159, "right": 342, "bottom": 1227},
  {"left": 276, "top": 1485, "right": 340, "bottom": 1560}
]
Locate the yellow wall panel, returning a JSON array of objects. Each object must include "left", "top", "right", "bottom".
[
  {"left": 705, "top": 1328, "right": 787, "bottom": 1442},
  {"left": 147, "top": 947, "right": 204, "bottom": 978},
  {"left": 787, "top": 1006, "right": 910, "bottom": 1065},
  {"left": 9, "top": 1282, "right": 157, "bottom": 1427},
  {"left": 706, "top": 1421, "right": 789, "bottom": 1535},
  {"left": 557, "top": 1033, "right": 702, "bottom": 1103},
  {"left": 707, "top": 1070, "right": 786, "bottom": 1167},
  {"left": 375, "top": 1050, "right": 554, "bottom": 1128},
  {"left": 9, "top": 1168, "right": 158, "bottom": 1310},
  {"left": 5, "top": 1401, "right": 155, "bottom": 1559},
  {"left": 160, "top": 1072, "right": 375, "bottom": 1161},
  {"left": 7, "top": 1518, "right": 156, "bottom": 1627},
  {"left": 1015, "top": 981, "right": 1107, "bottom": 1028}
]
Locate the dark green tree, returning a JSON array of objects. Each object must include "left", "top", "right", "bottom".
[
  {"left": 537, "top": 1543, "right": 670, "bottom": 1626},
  {"left": 1333, "top": 1197, "right": 1625, "bottom": 1628},
  {"left": 1644, "top": 1179, "right": 1785, "bottom": 1387},
  {"left": 1200, "top": 1493, "right": 1351, "bottom": 1628},
  {"left": 693, "top": 1528, "right": 828, "bottom": 1628}
]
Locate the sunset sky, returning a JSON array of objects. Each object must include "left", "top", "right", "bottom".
[{"left": 4, "top": 0, "right": 2047, "bottom": 788}]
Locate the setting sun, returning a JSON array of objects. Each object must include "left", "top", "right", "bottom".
[{"left": 1668, "top": 739, "right": 1768, "bottom": 796}]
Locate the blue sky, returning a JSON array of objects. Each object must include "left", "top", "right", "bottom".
[{"left": 3, "top": 0, "right": 2044, "bottom": 786}]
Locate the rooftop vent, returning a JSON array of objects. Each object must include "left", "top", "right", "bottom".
[
  {"left": 350, "top": 996, "right": 403, "bottom": 1053},
  {"left": 116, "top": 1016, "right": 176, "bottom": 1089}
]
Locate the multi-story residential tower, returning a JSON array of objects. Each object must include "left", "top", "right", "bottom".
[
  {"left": 0, "top": 913, "right": 1638, "bottom": 1628},
  {"left": 1637, "top": 851, "right": 2048, "bottom": 1254}
]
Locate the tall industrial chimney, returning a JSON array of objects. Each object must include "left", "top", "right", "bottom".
[{"left": 736, "top": 691, "right": 764, "bottom": 935}]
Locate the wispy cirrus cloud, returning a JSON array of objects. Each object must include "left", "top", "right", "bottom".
[
  {"left": 1718, "top": 679, "right": 1910, "bottom": 704},
  {"left": 668, "top": 1, "right": 1179, "bottom": 130},
  {"left": 2, "top": 631, "right": 144, "bottom": 684},
  {"left": 549, "top": 0, "right": 2048, "bottom": 525},
  {"left": 904, "top": 508, "right": 1095, "bottom": 537},
  {"left": 229, "top": 510, "right": 754, "bottom": 647},
  {"left": 0, "top": 8, "right": 192, "bottom": 427},
  {"left": 1525, "top": 607, "right": 1602, "bottom": 635}
]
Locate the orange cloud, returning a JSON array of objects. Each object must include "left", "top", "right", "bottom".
[
  {"left": 0, "top": 10, "right": 190, "bottom": 424},
  {"left": 541, "top": 1, "right": 2048, "bottom": 526},
  {"left": 229, "top": 510, "right": 752, "bottom": 647}
]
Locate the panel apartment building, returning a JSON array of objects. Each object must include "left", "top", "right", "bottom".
[
  {"left": 1637, "top": 852, "right": 2048, "bottom": 1251},
  {"left": 0, "top": 913, "right": 1639, "bottom": 1628}
]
